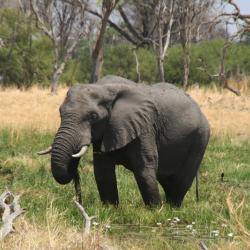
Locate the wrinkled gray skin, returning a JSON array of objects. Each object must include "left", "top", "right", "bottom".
[
  {"left": 97, "top": 75, "right": 136, "bottom": 85},
  {"left": 51, "top": 76, "right": 210, "bottom": 207}
]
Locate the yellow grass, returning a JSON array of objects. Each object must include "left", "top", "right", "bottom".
[
  {"left": 0, "top": 212, "right": 112, "bottom": 250},
  {"left": 0, "top": 85, "right": 250, "bottom": 139},
  {"left": 0, "top": 87, "right": 67, "bottom": 132},
  {"left": 188, "top": 86, "right": 250, "bottom": 139},
  {"left": 0, "top": 84, "right": 249, "bottom": 248}
]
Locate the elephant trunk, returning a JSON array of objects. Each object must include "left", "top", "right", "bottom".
[{"left": 51, "top": 125, "right": 81, "bottom": 184}]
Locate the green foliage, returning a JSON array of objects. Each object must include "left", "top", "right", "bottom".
[
  {"left": 1, "top": 8, "right": 250, "bottom": 88},
  {"left": 0, "top": 8, "right": 54, "bottom": 88},
  {"left": 103, "top": 40, "right": 250, "bottom": 85},
  {"left": 103, "top": 44, "right": 136, "bottom": 80},
  {"left": 0, "top": 129, "right": 249, "bottom": 249},
  {"left": 61, "top": 40, "right": 92, "bottom": 84}
]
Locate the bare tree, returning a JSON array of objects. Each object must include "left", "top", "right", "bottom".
[
  {"left": 198, "top": 38, "right": 241, "bottom": 96},
  {"left": 177, "top": 0, "right": 217, "bottom": 88},
  {"left": 216, "top": 0, "right": 250, "bottom": 95},
  {"left": 73, "top": 0, "right": 120, "bottom": 83},
  {"left": 155, "top": 0, "right": 175, "bottom": 82},
  {"left": 226, "top": 0, "right": 250, "bottom": 32},
  {"left": 198, "top": 0, "right": 250, "bottom": 96},
  {"left": 114, "top": 0, "right": 177, "bottom": 82},
  {"left": 90, "top": 0, "right": 119, "bottom": 83},
  {"left": 30, "top": 0, "right": 87, "bottom": 94},
  {"left": 88, "top": 0, "right": 219, "bottom": 83}
]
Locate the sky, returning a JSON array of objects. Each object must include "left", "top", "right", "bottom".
[
  {"left": 234, "top": 0, "right": 250, "bottom": 14},
  {"left": 225, "top": 0, "right": 250, "bottom": 34}
]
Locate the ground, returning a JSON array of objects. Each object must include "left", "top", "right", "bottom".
[{"left": 0, "top": 84, "right": 249, "bottom": 249}]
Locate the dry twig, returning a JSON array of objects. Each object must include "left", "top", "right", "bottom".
[
  {"left": 74, "top": 200, "right": 96, "bottom": 234},
  {"left": 199, "top": 241, "right": 209, "bottom": 250},
  {"left": 0, "top": 190, "right": 25, "bottom": 240}
]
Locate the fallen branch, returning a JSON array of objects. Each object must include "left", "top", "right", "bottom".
[
  {"left": 0, "top": 190, "right": 25, "bottom": 240},
  {"left": 74, "top": 200, "right": 96, "bottom": 234},
  {"left": 199, "top": 241, "right": 208, "bottom": 250}
]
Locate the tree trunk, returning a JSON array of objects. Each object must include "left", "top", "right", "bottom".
[
  {"left": 183, "top": 45, "right": 190, "bottom": 88},
  {"left": 133, "top": 50, "right": 141, "bottom": 83},
  {"left": 90, "top": 47, "right": 103, "bottom": 83},
  {"left": 51, "top": 62, "right": 65, "bottom": 95},
  {"left": 89, "top": 12, "right": 108, "bottom": 83},
  {"left": 157, "top": 56, "right": 165, "bottom": 82},
  {"left": 89, "top": 0, "right": 118, "bottom": 83}
]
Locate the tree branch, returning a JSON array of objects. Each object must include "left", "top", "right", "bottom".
[
  {"left": 30, "top": 0, "right": 53, "bottom": 39},
  {"left": 117, "top": 5, "right": 144, "bottom": 42}
]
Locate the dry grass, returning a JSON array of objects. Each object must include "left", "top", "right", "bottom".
[
  {"left": 0, "top": 202, "right": 115, "bottom": 250},
  {"left": 189, "top": 84, "right": 250, "bottom": 140},
  {"left": 225, "top": 188, "right": 250, "bottom": 248},
  {"left": 0, "top": 87, "right": 67, "bottom": 132},
  {"left": 0, "top": 84, "right": 249, "bottom": 249},
  {"left": 0, "top": 84, "right": 250, "bottom": 139}
]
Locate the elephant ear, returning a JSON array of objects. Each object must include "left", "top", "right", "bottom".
[{"left": 101, "top": 89, "right": 156, "bottom": 152}]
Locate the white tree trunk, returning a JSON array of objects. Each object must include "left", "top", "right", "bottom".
[{"left": 51, "top": 62, "right": 65, "bottom": 95}]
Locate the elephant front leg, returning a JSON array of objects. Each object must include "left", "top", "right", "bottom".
[
  {"left": 131, "top": 135, "right": 161, "bottom": 207},
  {"left": 134, "top": 168, "right": 160, "bottom": 206},
  {"left": 93, "top": 154, "right": 119, "bottom": 205}
]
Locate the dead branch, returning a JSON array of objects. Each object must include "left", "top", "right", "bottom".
[
  {"left": 227, "top": 0, "right": 250, "bottom": 22},
  {"left": 215, "top": 0, "right": 250, "bottom": 36},
  {"left": 0, "top": 190, "right": 25, "bottom": 240},
  {"left": 197, "top": 38, "right": 241, "bottom": 97},
  {"left": 218, "top": 41, "right": 241, "bottom": 96},
  {"left": 118, "top": 5, "right": 144, "bottom": 42},
  {"left": 199, "top": 241, "right": 208, "bottom": 250},
  {"left": 74, "top": 200, "right": 96, "bottom": 234}
]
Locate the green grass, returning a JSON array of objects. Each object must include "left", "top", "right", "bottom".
[{"left": 0, "top": 129, "right": 249, "bottom": 249}]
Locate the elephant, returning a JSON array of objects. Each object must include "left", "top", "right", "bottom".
[
  {"left": 39, "top": 76, "right": 210, "bottom": 207},
  {"left": 97, "top": 75, "right": 136, "bottom": 85}
]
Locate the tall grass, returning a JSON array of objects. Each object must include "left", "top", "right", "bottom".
[
  {"left": 0, "top": 129, "right": 249, "bottom": 249},
  {"left": 0, "top": 87, "right": 249, "bottom": 249},
  {"left": 1, "top": 85, "right": 250, "bottom": 138}
]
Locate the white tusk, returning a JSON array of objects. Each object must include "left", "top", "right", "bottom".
[
  {"left": 72, "top": 146, "right": 88, "bottom": 158},
  {"left": 37, "top": 146, "right": 52, "bottom": 155}
]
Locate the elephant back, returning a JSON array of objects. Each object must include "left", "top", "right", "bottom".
[{"left": 97, "top": 75, "right": 136, "bottom": 85}]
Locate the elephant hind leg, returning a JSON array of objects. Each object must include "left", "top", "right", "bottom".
[
  {"left": 159, "top": 130, "right": 209, "bottom": 207},
  {"left": 158, "top": 175, "right": 189, "bottom": 207}
]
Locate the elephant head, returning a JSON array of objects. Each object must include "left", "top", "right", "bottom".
[{"left": 46, "top": 83, "right": 155, "bottom": 186}]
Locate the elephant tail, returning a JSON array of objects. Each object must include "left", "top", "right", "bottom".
[{"left": 196, "top": 171, "right": 199, "bottom": 202}]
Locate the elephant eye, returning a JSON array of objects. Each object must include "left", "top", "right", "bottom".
[{"left": 90, "top": 112, "right": 98, "bottom": 121}]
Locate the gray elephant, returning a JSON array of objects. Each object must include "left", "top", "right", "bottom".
[{"left": 39, "top": 76, "right": 210, "bottom": 207}]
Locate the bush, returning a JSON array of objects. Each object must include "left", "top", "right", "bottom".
[
  {"left": 1, "top": 8, "right": 250, "bottom": 88},
  {"left": 0, "top": 9, "right": 53, "bottom": 88}
]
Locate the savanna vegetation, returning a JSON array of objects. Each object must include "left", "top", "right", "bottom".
[
  {"left": 0, "top": 7, "right": 250, "bottom": 90},
  {"left": 0, "top": 0, "right": 250, "bottom": 249},
  {"left": 0, "top": 86, "right": 249, "bottom": 249}
]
